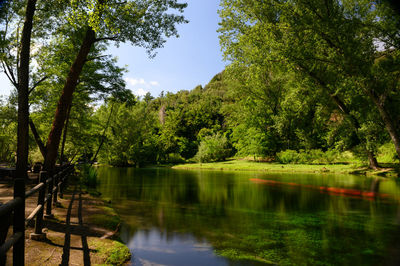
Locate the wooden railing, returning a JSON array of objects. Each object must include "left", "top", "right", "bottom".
[{"left": 0, "top": 164, "right": 74, "bottom": 265}]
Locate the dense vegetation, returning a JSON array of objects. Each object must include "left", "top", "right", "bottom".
[{"left": 0, "top": 0, "right": 400, "bottom": 170}]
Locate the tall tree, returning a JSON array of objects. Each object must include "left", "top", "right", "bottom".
[
  {"left": 16, "top": 0, "right": 37, "bottom": 179},
  {"left": 27, "top": 25, "right": 128, "bottom": 161},
  {"left": 219, "top": 0, "right": 400, "bottom": 167},
  {"left": 43, "top": 0, "right": 187, "bottom": 170}
]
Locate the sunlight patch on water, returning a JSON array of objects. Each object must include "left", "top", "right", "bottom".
[{"left": 128, "top": 229, "right": 229, "bottom": 266}]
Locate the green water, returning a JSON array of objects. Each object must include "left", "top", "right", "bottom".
[{"left": 96, "top": 167, "right": 400, "bottom": 265}]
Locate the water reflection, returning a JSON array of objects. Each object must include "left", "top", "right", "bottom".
[
  {"left": 122, "top": 229, "right": 230, "bottom": 266},
  {"left": 97, "top": 167, "right": 400, "bottom": 265}
]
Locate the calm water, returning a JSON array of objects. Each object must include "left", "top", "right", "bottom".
[{"left": 96, "top": 167, "right": 400, "bottom": 265}]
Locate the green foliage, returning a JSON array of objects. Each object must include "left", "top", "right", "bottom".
[
  {"left": 276, "top": 149, "right": 354, "bottom": 165},
  {"left": 231, "top": 125, "right": 275, "bottom": 158},
  {"left": 79, "top": 164, "right": 98, "bottom": 188},
  {"left": 98, "top": 101, "right": 159, "bottom": 167},
  {"left": 104, "top": 242, "right": 131, "bottom": 266},
  {"left": 377, "top": 143, "right": 399, "bottom": 163},
  {"left": 218, "top": 0, "right": 400, "bottom": 165},
  {"left": 194, "top": 133, "right": 231, "bottom": 163},
  {"left": 0, "top": 98, "right": 17, "bottom": 164},
  {"left": 67, "top": 0, "right": 187, "bottom": 54}
]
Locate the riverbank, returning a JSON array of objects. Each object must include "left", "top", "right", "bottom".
[
  {"left": 172, "top": 160, "right": 399, "bottom": 176},
  {"left": 1, "top": 175, "right": 131, "bottom": 265}
]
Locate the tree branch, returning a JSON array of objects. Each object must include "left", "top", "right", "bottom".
[
  {"left": 1, "top": 61, "right": 18, "bottom": 88},
  {"left": 28, "top": 75, "right": 48, "bottom": 95},
  {"left": 29, "top": 119, "right": 47, "bottom": 158},
  {"left": 85, "top": 55, "right": 108, "bottom": 62}
]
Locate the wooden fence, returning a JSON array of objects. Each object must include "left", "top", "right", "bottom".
[{"left": 0, "top": 164, "right": 74, "bottom": 265}]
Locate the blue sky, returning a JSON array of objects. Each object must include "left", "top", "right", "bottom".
[{"left": 0, "top": 0, "right": 226, "bottom": 98}]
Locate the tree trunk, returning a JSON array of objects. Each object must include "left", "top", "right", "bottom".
[
  {"left": 368, "top": 90, "right": 400, "bottom": 160},
  {"left": 43, "top": 27, "right": 96, "bottom": 171},
  {"left": 330, "top": 94, "right": 380, "bottom": 169},
  {"left": 59, "top": 104, "right": 72, "bottom": 164},
  {"left": 29, "top": 119, "right": 47, "bottom": 158},
  {"left": 16, "top": 0, "right": 37, "bottom": 179},
  {"left": 300, "top": 66, "right": 380, "bottom": 168},
  {"left": 367, "top": 151, "right": 379, "bottom": 170},
  {"left": 91, "top": 101, "right": 115, "bottom": 165}
]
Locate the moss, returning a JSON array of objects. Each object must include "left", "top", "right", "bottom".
[
  {"left": 216, "top": 248, "right": 275, "bottom": 264},
  {"left": 86, "top": 206, "right": 120, "bottom": 231},
  {"left": 89, "top": 239, "right": 131, "bottom": 265}
]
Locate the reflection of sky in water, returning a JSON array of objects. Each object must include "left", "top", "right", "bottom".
[{"left": 124, "top": 228, "right": 229, "bottom": 266}]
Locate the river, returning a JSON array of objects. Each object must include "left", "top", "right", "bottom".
[{"left": 96, "top": 167, "right": 400, "bottom": 265}]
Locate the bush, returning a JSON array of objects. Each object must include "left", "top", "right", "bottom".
[
  {"left": 80, "top": 164, "right": 98, "bottom": 188},
  {"left": 276, "top": 149, "right": 348, "bottom": 164},
  {"left": 377, "top": 142, "right": 399, "bottom": 163},
  {"left": 194, "top": 133, "right": 231, "bottom": 163},
  {"left": 276, "top": 150, "right": 300, "bottom": 164}
]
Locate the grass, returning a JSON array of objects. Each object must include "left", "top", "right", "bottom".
[
  {"left": 86, "top": 205, "right": 120, "bottom": 231},
  {"left": 172, "top": 159, "right": 398, "bottom": 176},
  {"left": 89, "top": 238, "right": 131, "bottom": 265},
  {"left": 86, "top": 213, "right": 120, "bottom": 231}
]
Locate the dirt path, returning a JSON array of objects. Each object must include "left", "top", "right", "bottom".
[{"left": 2, "top": 178, "right": 130, "bottom": 265}]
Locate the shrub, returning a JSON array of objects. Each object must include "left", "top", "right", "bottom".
[
  {"left": 194, "top": 133, "right": 231, "bottom": 163},
  {"left": 276, "top": 149, "right": 347, "bottom": 164},
  {"left": 276, "top": 150, "right": 300, "bottom": 164},
  {"left": 80, "top": 164, "right": 98, "bottom": 188},
  {"left": 377, "top": 142, "right": 399, "bottom": 163}
]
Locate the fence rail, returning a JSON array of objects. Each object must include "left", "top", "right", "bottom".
[{"left": 0, "top": 164, "right": 74, "bottom": 265}]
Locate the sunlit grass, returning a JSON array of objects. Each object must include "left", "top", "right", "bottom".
[
  {"left": 173, "top": 160, "right": 359, "bottom": 173},
  {"left": 89, "top": 238, "right": 131, "bottom": 265},
  {"left": 172, "top": 159, "right": 399, "bottom": 176}
]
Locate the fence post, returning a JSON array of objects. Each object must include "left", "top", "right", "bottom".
[
  {"left": 53, "top": 172, "right": 59, "bottom": 206},
  {"left": 45, "top": 170, "right": 54, "bottom": 218},
  {"left": 59, "top": 169, "right": 66, "bottom": 199},
  {"left": 13, "top": 178, "right": 25, "bottom": 265},
  {"left": 31, "top": 171, "right": 47, "bottom": 240}
]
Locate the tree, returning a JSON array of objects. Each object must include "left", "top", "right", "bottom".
[
  {"left": 42, "top": 0, "right": 187, "bottom": 170},
  {"left": 157, "top": 75, "right": 227, "bottom": 160},
  {"left": 28, "top": 25, "right": 128, "bottom": 162},
  {"left": 194, "top": 133, "right": 231, "bottom": 163},
  {"left": 16, "top": 0, "right": 36, "bottom": 179},
  {"left": 96, "top": 100, "right": 158, "bottom": 167},
  {"left": 91, "top": 91, "right": 136, "bottom": 164},
  {"left": 219, "top": 0, "right": 400, "bottom": 168}
]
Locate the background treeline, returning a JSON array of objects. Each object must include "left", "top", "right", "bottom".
[
  {"left": 2, "top": 66, "right": 397, "bottom": 168},
  {"left": 93, "top": 68, "right": 398, "bottom": 167},
  {"left": 0, "top": 66, "right": 398, "bottom": 167}
]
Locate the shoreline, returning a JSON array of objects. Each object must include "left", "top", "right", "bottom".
[{"left": 171, "top": 160, "right": 399, "bottom": 177}]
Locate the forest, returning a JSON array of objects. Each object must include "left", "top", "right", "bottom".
[{"left": 1, "top": 0, "right": 400, "bottom": 172}]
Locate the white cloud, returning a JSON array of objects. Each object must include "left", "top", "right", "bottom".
[
  {"left": 125, "top": 77, "right": 145, "bottom": 86},
  {"left": 134, "top": 88, "right": 148, "bottom": 97},
  {"left": 125, "top": 77, "right": 160, "bottom": 88}
]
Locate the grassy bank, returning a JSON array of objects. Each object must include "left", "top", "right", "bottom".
[{"left": 172, "top": 160, "right": 398, "bottom": 176}]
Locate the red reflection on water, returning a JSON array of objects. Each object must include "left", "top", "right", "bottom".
[{"left": 250, "top": 178, "right": 391, "bottom": 200}]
